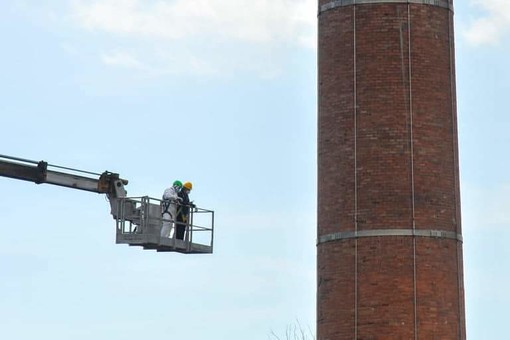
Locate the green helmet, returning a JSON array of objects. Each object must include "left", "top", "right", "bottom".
[{"left": 173, "top": 180, "right": 182, "bottom": 187}]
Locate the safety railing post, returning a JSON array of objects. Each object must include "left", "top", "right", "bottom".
[
  {"left": 119, "top": 198, "right": 126, "bottom": 233},
  {"left": 210, "top": 210, "right": 214, "bottom": 251}
]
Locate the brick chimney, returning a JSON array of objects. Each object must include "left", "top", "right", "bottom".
[{"left": 317, "top": 1, "right": 466, "bottom": 338}]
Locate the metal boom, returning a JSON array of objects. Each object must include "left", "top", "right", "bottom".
[{"left": 0, "top": 154, "right": 127, "bottom": 198}]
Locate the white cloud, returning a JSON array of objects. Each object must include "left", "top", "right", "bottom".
[
  {"left": 97, "top": 47, "right": 223, "bottom": 76},
  {"left": 70, "top": 0, "right": 316, "bottom": 47},
  {"left": 9, "top": 0, "right": 316, "bottom": 78},
  {"left": 101, "top": 51, "right": 145, "bottom": 69},
  {"left": 464, "top": 0, "right": 510, "bottom": 46},
  {"left": 59, "top": 0, "right": 316, "bottom": 77}
]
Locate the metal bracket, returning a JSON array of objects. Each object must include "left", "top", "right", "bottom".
[
  {"left": 319, "top": 0, "right": 453, "bottom": 15},
  {"left": 318, "top": 228, "right": 462, "bottom": 245}
]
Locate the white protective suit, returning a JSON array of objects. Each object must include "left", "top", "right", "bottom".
[{"left": 160, "top": 185, "right": 181, "bottom": 238}]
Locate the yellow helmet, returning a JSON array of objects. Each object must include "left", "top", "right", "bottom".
[{"left": 183, "top": 181, "right": 193, "bottom": 190}]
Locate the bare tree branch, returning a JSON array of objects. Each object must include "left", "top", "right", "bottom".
[{"left": 268, "top": 320, "right": 315, "bottom": 340}]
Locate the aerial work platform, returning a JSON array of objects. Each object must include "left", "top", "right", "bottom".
[
  {"left": 114, "top": 196, "right": 214, "bottom": 254},
  {"left": 0, "top": 154, "right": 215, "bottom": 255}
]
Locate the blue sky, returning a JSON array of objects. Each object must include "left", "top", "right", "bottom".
[{"left": 0, "top": 1, "right": 508, "bottom": 339}]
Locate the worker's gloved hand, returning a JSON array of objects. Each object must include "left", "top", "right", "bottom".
[
  {"left": 174, "top": 197, "right": 183, "bottom": 202},
  {"left": 189, "top": 201, "right": 196, "bottom": 208}
]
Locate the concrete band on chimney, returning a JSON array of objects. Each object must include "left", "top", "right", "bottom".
[
  {"left": 319, "top": 0, "right": 453, "bottom": 15},
  {"left": 318, "top": 229, "right": 463, "bottom": 244}
]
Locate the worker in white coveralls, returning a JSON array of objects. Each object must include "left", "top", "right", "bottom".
[{"left": 160, "top": 180, "right": 183, "bottom": 238}]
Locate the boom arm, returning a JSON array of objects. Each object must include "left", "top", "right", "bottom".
[{"left": 0, "top": 155, "right": 128, "bottom": 199}]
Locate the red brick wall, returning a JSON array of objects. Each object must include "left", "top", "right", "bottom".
[{"left": 318, "top": 2, "right": 465, "bottom": 339}]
